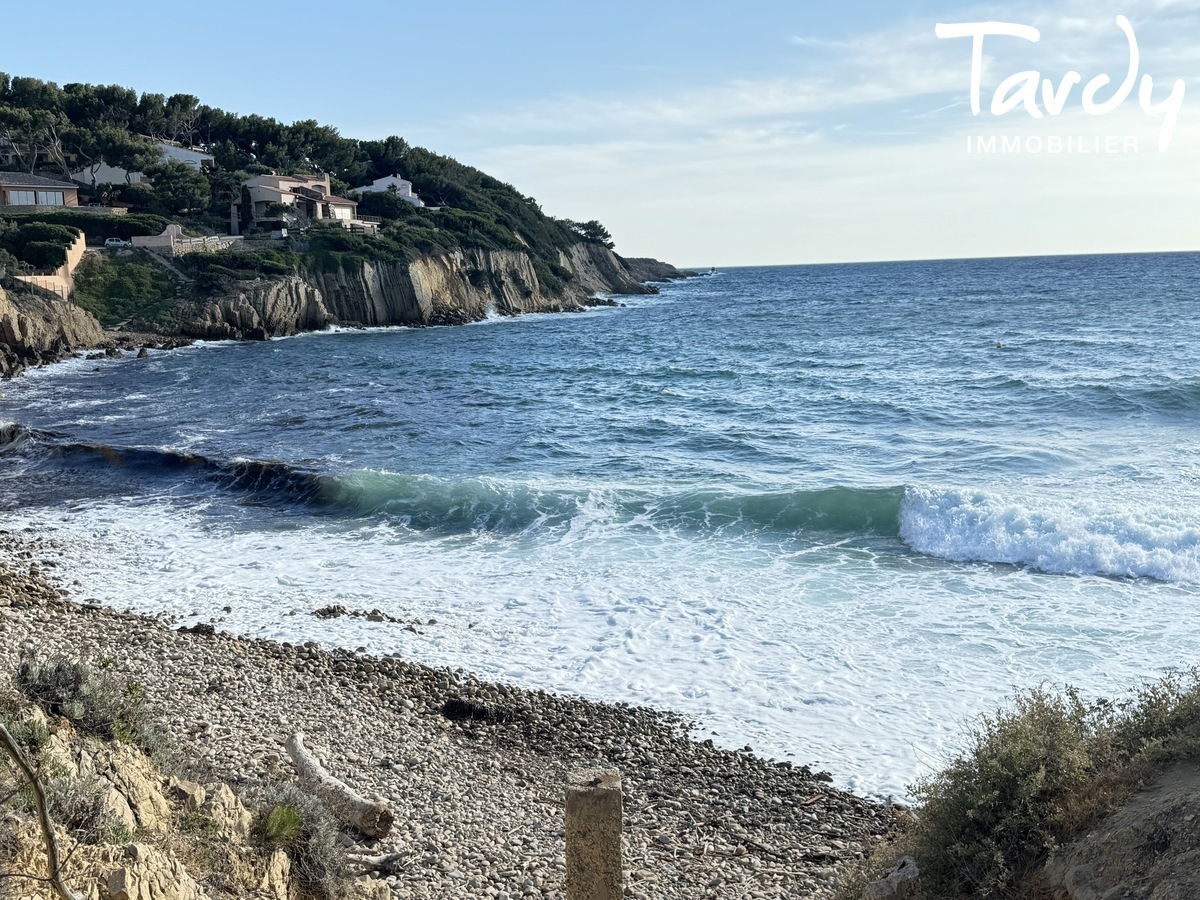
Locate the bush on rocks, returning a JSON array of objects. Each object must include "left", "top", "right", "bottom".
[
  {"left": 15, "top": 652, "right": 159, "bottom": 751},
  {"left": 853, "top": 668, "right": 1200, "bottom": 900},
  {"left": 253, "top": 783, "right": 347, "bottom": 899}
]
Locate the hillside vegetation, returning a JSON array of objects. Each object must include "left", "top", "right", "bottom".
[{"left": 0, "top": 73, "right": 617, "bottom": 302}]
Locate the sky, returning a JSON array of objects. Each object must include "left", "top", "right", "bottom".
[{"left": 4, "top": 0, "right": 1198, "bottom": 265}]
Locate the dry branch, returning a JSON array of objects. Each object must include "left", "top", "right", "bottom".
[
  {"left": 285, "top": 731, "right": 393, "bottom": 839},
  {"left": 0, "top": 724, "right": 83, "bottom": 900}
]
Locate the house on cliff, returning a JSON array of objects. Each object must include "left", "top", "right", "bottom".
[
  {"left": 349, "top": 175, "right": 425, "bottom": 207},
  {"left": 70, "top": 139, "right": 216, "bottom": 188},
  {"left": 0, "top": 173, "right": 80, "bottom": 209},
  {"left": 230, "top": 174, "right": 379, "bottom": 235}
]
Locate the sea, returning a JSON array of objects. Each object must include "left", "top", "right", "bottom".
[{"left": 2, "top": 253, "right": 1198, "bottom": 800}]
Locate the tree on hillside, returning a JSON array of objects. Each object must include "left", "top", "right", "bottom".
[
  {"left": 65, "top": 124, "right": 141, "bottom": 189},
  {"left": 165, "top": 93, "right": 202, "bottom": 146},
  {"left": 132, "top": 92, "right": 167, "bottom": 139},
  {"left": 62, "top": 82, "right": 138, "bottom": 131},
  {"left": 139, "top": 159, "right": 210, "bottom": 214},
  {"left": 360, "top": 135, "right": 410, "bottom": 182},
  {"left": 0, "top": 106, "right": 71, "bottom": 175},
  {"left": 565, "top": 219, "right": 614, "bottom": 250}
]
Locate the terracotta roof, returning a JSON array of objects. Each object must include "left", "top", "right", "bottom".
[
  {"left": 325, "top": 195, "right": 356, "bottom": 205},
  {"left": 0, "top": 172, "right": 78, "bottom": 189}
]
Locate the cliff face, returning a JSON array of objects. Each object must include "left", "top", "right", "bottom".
[
  {"left": 559, "top": 243, "right": 651, "bottom": 297},
  {"left": 176, "top": 242, "right": 655, "bottom": 341},
  {"left": 0, "top": 245, "right": 678, "bottom": 369},
  {"left": 0, "top": 284, "right": 105, "bottom": 378},
  {"left": 177, "top": 275, "right": 330, "bottom": 341}
]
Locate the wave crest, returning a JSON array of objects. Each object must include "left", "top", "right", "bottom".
[{"left": 899, "top": 485, "right": 1200, "bottom": 582}]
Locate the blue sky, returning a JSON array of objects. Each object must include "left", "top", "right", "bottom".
[{"left": 5, "top": 1, "right": 1198, "bottom": 264}]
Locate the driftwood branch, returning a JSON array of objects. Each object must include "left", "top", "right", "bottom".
[
  {"left": 285, "top": 731, "right": 393, "bottom": 839},
  {"left": 0, "top": 724, "right": 83, "bottom": 900},
  {"left": 349, "top": 850, "right": 411, "bottom": 876}
]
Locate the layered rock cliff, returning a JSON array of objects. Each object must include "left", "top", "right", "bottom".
[
  {"left": 0, "top": 244, "right": 676, "bottom": 366},
  {"left": 0, "top": 283, "right": 105, "bottom": 378},
  {"left": 175, "top": 242, "right": 655, "bottom": 341}
]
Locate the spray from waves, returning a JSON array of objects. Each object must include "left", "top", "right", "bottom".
[
  {"left": 899, "top": 485, "right": 1200, "bottom": 583},
  {"left": 0, "top": 422, "right": 59, "bottom": 451}
]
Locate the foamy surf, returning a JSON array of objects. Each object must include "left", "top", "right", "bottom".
[{"left": 900, "top": 485, "right": 1200, "bottom": 583}]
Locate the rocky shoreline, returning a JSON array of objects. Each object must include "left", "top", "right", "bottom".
[
  {"left": 0, "top": 529, "right": 896, "bottom": 899},
  {"left": 0, "top": 243, "right": 692, "bottom": 378}
]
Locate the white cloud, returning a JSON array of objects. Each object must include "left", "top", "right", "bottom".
[{"left": 441, "top": 0, "right": 1199, "bottom": 265}]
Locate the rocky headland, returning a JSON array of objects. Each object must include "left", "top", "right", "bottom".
[
  {"left": 0, "top": 242, "right": 682, "bottom": 372},
  {"left": 618, "top": 258, "right": 699, "bottom": 283}
]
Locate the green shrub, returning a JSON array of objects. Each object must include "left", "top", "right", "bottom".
[
  {"left": 15, "top": 653, "right": 158, "bottom": 751},
  {"left": 45, "top": 772, "right": 119, "bottom": 843},
  {"left": 2, "top": 210, "right": 170, "bottom": 242},
  {"left": 0, "top": 714, "right": 50, "bottom": 756},
  {"left": 911, "top": 687, "right": 1103, "bottom": 896},
  {"left": 264, "top": 804, "right": 304, "bottom": 844},
  {"left": 904, "top": 669, "right": 1200, "bottom": 899},
  {"left": 71, "top": 252, "right": 177, "bottom": 327},
  {"left": 8, "top": 222, "right": 78, "bottom": 246},
  {"left": 18, "top": 240, "right": 68, "bottom": 269},
  {"left": 253, "top": 784, "right": 345, "bottom": 899}
]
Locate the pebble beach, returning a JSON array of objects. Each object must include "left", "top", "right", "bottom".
[{"left": 0, "top": 528, "right": 896, "bottom": 899}]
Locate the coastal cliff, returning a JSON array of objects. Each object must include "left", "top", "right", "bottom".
[
  {"left": 0, "top": 284, "right": 105, "bottom": 378},
  {"left": 177, "top": 242, "right": 654, "bottom": 341},
  {"left": 0, "top": 243, "right": 675, "bottom": 365}
]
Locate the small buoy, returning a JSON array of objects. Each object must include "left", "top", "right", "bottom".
[{"left": 996, "top": 341, "right": 1003, "bottom": 349}]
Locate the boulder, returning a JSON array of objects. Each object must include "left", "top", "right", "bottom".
[
  {"left": 167, "top": 777, "right": 207, "bottom": 815},
  {"left": 258, "top": 849, "right": 292, "bottom": 900},
  {"left": 105, "top": 843, "right": 207, "bottom": 900},
  {"left": 202, "top": 782, "right": 253, "bottom": 840},
  {"left": 94, "top": 745, "right": 172, "bottom": 834},
  {"left": 866, "top": 856, "right": 919, "bottom": 899}
]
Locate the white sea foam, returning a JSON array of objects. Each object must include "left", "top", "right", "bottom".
[
  {"left": 900, "top": 486, "right": 1200, "bottom": 583},
  {"left": 9, "top": 496, "right": 1197, "bottom": 801}
]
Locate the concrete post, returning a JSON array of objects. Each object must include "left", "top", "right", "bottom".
[{"left": 566, "top": 769, "right": 623, "bottom": 900}]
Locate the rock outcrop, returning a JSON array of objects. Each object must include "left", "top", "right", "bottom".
[
  {"left": 557, "top": 242, "right": 650, "bottom": 298},
  {"left": 174, "top": 274, "right": 330, "bottom": 341},
  {"left": 618, "top": 256, "right": 698, "bottom": 283},
  {"left": 0, "top": 283, "right": 105, "bottom": 378},
  {"left": 0, "top": 695, "right": 383, "bottom": 900},
  {"left": 0, "top": 244, "right": 676, "bottom": 364},
  {"left": 174, "top": 242, "right": 655, "bottom": 341},
  {"left": 1043, "top": 762, "right": 1200, "bottom": 900}
]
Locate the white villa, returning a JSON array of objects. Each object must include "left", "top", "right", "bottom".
[
  {"left": 350, "top": 175, "right": 425, "bottom": 207},
  {"left": 231, "top": 173, "right": 378, "bottom": 235},
  {"left": 70, "top": 140, "right": 216, "bottom": 187}
]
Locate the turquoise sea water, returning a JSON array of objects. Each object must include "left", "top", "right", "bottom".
[{"left": 3, "top": 253, "right": 1199, "bottom": 797}]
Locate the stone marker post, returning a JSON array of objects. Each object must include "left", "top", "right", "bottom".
[{"left": 566, "top": 769, "right": 623, "bottom": 900}]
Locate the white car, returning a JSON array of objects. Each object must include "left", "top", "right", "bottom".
[{"left": 103, "top": 237, "right": 131, "bottom": 248}]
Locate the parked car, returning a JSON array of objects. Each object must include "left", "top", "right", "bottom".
[{"left": 103, "top": 237, "right": 131, "bottom": 249}]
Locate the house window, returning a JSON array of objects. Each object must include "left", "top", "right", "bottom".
[
  {"left": 36, "top": 191, "right": 64, "bottom": 206},
  {"left": 7, "top": 190, "right": 35, "bottom": 205}
]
